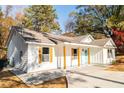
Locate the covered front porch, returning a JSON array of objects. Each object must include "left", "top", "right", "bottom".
[{"left": 57, "top": 42, "right": 104, "bottom": 69}]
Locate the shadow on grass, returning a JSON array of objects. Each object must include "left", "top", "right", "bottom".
[
  {"left": 0, "top": 78, "right": 29, "bottom": 88},
  {"left": 0, "top": 70, "right": 16, "bottom": 79}
]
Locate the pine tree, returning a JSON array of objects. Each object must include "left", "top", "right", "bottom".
[
  {"left": 23, "top": 5, "right": 60, "bottom": 32},
  {"left": 69, "top": 5, "right": 124, "bottom": 36}
]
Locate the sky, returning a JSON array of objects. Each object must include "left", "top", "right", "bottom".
[
  {"left": 1, "top": 5, "right": 76, "bottom": 32},
  {"left": 54, "top": 5, "right": 76, "bottom": 32}
]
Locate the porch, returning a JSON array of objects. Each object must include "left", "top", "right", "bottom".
[{"left": 57, "top": 43, "right": 106, "bottom": 69}]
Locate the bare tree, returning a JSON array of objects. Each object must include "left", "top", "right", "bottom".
[
  {"left": 65, "top": 19, "right": 75, "bottom": 32},
  {"left": 4, "top": 5, "right": 12, "bottom": 18}
]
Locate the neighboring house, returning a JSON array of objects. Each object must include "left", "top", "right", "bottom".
[{"left": 6, "top": 26, "right": 116, "bottom": 73}]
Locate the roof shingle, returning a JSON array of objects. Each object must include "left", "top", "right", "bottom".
[
  {"left": 12, "top": 27, "right": 55, "bottom": 44},
  {"left": 89, "top": 38, "right": 111, "bottom": 46},
  {"left": 10, "top": 26, "right": 114, "bottom": 48}
]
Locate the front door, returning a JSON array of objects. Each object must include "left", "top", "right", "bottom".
[
  {"left": 81, "top": 49, "right": 88, "bottom": 64},
  {"left": 71, "top": 48, "right": 78, "bottom": 67}
]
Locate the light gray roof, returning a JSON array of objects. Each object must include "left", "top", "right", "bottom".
[
  {"left": 72, "top": 35, "right": 94, "bottom": 43},
  {"left": 45, "top": 33, "right": 115, "bottom": 48},
  {"left": 8, "top": 26, "right": 115, "bottom": 48},
  {"left": 43, "top": 32, "right": 90, "bottom": 44},
  {"left": 89, "top": 38, "right": 111, "bottom": 46},
  {"left": 43, "top": 32, "right": 74, "bottom": 43},
  {"left": 11, "top": 27, "right": 55, "bottom": 44}
]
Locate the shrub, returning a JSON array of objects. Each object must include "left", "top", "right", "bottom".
[
  {"left": 111, "top": 60, "right": 117, "bottom": 65},
  {"left": 0, "top": 59, "right": 9, "bottom": 69}
]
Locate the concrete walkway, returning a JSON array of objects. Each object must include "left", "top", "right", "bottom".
[
  {"left": 11, "top": 68, "right": 65, "bottom": 86},
  {"left": 66, "top": 65, "right": 124, "bottom": 88}
]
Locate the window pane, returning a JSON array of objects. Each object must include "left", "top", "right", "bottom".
[
  {"left": 42, "top": 47, "right": 49, "bottom": 62},
  {"left": 85, "top": 50, "right": 87, "bottom": 56},
  {"left": 43, "top": 47, "right": 49, "bottom": 54},
  {"left": 72, "top": 49, "right": 78, "bottom": 59},
  {"left": 74, "top": 49, "right": 77, "bottom": 54},
  {"left": 74, "top": 49, "right": 77, "bottom": 56},
  {"left": 108, "top": 49, "right": 109, "bottom": 58},
  {"left": 42, "top": 54, "right": 49, "bottom": 62},
  {"left": 20, "top": 51, "right": 23, "bottom": 62},
  {"left": 110, "top": 49, "right": 113, "bottom": 58},
  {"left": 108, "top": 49, "right": 113, "bottom": 58}
]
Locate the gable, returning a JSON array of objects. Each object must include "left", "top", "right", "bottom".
[
  {"left": 104, "top": 39, "right": 116, "bottom": 48},
  {"left": 80, "top": 35, "right": 94, "bottom": 43}
]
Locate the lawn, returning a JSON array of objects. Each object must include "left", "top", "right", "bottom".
[
  {"left": 107, "top": 63, "right": 124, "bottom": 71},
  {"left": 0, "top": 69, "right": 67, "bottom": 88},
  {"left": 107, "top": 55, "right": 124, "bottom": 71}
]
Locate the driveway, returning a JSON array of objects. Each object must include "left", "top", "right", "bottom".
[{"left": 66, "top": 65, "right": 124, "bottom": 88}]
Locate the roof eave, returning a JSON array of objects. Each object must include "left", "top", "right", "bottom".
[
  {"left": 64, "top": 42, "right": 102, "bottom": 48},
  {"left": 26, "top": 41, "right": 56, "bottom": 46}
]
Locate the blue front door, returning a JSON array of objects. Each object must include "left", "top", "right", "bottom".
[{"left": 81, "top": 49, "right": 88, "bottom": 64}]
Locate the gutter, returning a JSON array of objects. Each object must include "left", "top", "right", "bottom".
[
  {"left": 63, "top": 42, "right": 116, "bottom": 49},
  {"left": 26, "top": 41, "right": 56, "bottom": 46}
]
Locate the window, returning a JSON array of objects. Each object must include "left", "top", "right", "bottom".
[
  {"left": 72, "top": 48, "right": 78, "bottom": 59},
  {"left": 84, "top": 50, "right": 88, "bottom": 56},
  {"left": 19, "top": 51, "right": 23, "bottom": 62},
  {"left": 108, "top": 49, "right": 113, "bottom": 58},
  {"left": 42, "top": 47, "right": 49, "bottom": 62}
]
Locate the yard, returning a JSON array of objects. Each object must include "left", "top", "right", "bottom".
[
  {"left": 0, "top": 69, "right": 67, "bottom": 88},
  {"left": 107, "top": 63, "right": 124, "bottom": 71},
  {"left": 107, "top": 55, "right": 124, "bottom": 71},
  {"left": 1, "top": 55, "right": 124, "bottom": 88}
]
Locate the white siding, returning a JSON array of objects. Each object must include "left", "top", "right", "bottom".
[
  {"left": 103, "top": 48, "right": 115, "bottom": 64},
  {"left": 27, "top": 44, "right": 57, "bottom": 73},
  {"left": 90, "top": 48, "right": 104, "bottom": 64},
  {"left": 57, "top": 44, "right": 64, "bottom": 68},
  {"left": 7, "top": 31, "right": 28, "bottom": 72}
]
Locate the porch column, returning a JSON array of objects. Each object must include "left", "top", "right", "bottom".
[
  {"left": 71, "top": 48, "right": 74, "bottom": 64},
  {"left": 88, "top": 48, "right": 90, "bottom": 64},
  {"left": 78, "top": 48, "right": 81, "bottom": 67},
  {"left": 63, "top": 46, "right": 66, "bottom": 69}
]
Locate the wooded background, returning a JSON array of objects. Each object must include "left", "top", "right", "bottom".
[{"left": 0, "top": 5, "right": 124, "bottom": 60}]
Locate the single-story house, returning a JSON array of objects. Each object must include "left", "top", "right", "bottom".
[{"left": 6, "top": 26, "right": 116, "bottom": 73}]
